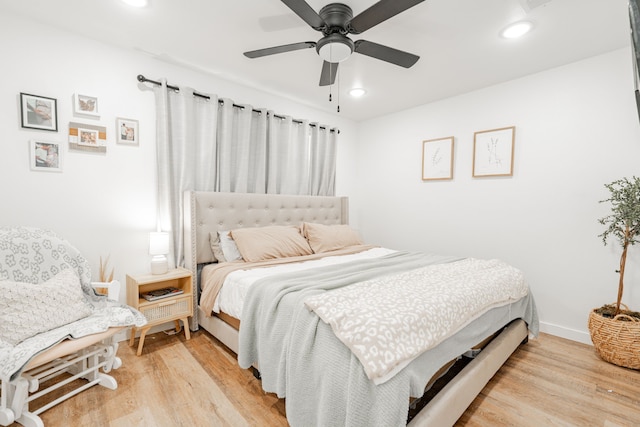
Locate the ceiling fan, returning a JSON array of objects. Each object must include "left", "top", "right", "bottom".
[{"left": 244, "top": 0, "right": 425, "bottom": 86}]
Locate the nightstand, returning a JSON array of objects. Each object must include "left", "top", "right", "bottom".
[{"left": 126, "top": 267, "right": 193, "bottom": 356}]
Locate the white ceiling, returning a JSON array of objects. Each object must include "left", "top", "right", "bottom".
[{"left": 0, "top": 0, "right": 630, "bottom": 121}]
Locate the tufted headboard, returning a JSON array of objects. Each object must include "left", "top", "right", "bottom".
[{"left": 183, "top": 191, "right": 349, "bottom": 327}]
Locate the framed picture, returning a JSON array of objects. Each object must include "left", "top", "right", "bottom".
[
  {"left": 77, "top": 127, "right": 99, "bottom": 147},
  {"left": 30, "top": 140, "right": 62, "bottom": 172},
  {"left": 422, "top": 136, "right": 454, "bottom": 181},
  {"left": 73, "top": 94, "right": 99, "bottom": 117},
  {"left": 116, "top": 117, "right": 139, "bottom": 145},
  {"left": 20, "top": 93, "right": 58, "bottom": 132},
  {"left": 68, "top": 122, "right": 107, "bottom": 153},
  {"left": 472, "top": 126, "right": 516, "bottom": 177}
]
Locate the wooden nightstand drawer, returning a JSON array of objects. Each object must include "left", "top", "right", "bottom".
[{"left": 139, "top": 294, "right": 192, "bottom": 322}]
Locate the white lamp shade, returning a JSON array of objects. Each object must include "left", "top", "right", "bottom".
[
  {"left": 149, "top": 232, "right": 169, "bottom": 255},
  {"left": 149, "top": 232, "right": 169, "bottom": 275}
]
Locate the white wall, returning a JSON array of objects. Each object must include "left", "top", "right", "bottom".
[
  {"left": 354, "top": 48, "right": 640, "bottom": 343},
  {"left": 0, "top": 12, "right": 358, "bottom": 305}
]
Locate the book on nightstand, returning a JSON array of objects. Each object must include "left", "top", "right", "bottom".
[{"left": 141, "top": 286, "right": 184, "bottom": 301}]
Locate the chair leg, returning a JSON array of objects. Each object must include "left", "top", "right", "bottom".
[
  {"left": 14, "top": 411, "right": 44, "bottom": 427},
  {"left": 0, "top": 380, "right": 16, "bottom": 426},
  {"left": 98, "top": 373, "right": 118, "bottom": 390}
]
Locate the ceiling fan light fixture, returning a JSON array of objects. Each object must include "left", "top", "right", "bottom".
[
  {"left": 500, "top": 21, "right": 533, "bottom": 39},
  {"left": 349, "top": 88, "right": 366, "bottom": 97},
  {"left": 316, "top": 34, "right": 354, "bottom": 63}
]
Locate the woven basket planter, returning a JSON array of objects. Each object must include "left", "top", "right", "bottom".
[{"left": 588, "top": 308, "right": 640, "bottom": 369}]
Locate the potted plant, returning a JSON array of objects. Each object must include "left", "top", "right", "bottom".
[{"left": 589, "top": 176, "right": 640, "bottom": 369}]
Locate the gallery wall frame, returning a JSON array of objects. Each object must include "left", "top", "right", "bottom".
[
  {"left": 472, "top": 126, "right": 515, "bottom": 177},
  {"left": 116, "top": 117, "right": 139, "bottom": 145},
  {"left": 422, "top": 136, "right": 454, "bottom": 181},
  {"left": 68, "top": 122, "right": 107, "bottom": 153},
  {"left": 73, "top": 94, "right": 99, "bottom": 118},
  {"left": 20, "top": 93, "right": 58, "bottom": 132},
  {"left": 30, "top": 139, "right": 62, "bottom": 172}
]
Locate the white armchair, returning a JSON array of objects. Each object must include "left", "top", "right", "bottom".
[{"left": 0, "top": 227, "right": 146, "bottom": 427}]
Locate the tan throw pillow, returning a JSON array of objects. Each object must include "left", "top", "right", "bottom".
[
  {"left": 230, "top": 225, "right": 313, "bottom": 262},
  {"left": 302, "top": 222, "right": 363, "bottom": 253},
  {"left": 0, "top": 269, "right": 93, "bottom": 345}
]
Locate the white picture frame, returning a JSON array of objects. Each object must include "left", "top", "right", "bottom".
[
  {"left": 73, "top": 94, "right": 99, "bottom": 118},
  {"left": 77, "top": 127, "right": 99, "bottom": 147},
  {"left": 472, "top": 126, "right": 515, "bottom": 177},
  {"left": 116, "top": 117, "right": 139, "bottom": 145},
  {"left": 422, "top": 136, "right": 454, "bottom": 181},
  {"left": 30, "top": 139, "right": 62, "bottom": 172}
]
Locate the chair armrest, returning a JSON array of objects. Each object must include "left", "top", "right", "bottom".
[{"left": 90, "top": 280, "right": 121, "bottom": 302}]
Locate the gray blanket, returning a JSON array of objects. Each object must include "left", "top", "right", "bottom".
[{"left": 238, "top": 251, "right": 539, "bottom": 427}]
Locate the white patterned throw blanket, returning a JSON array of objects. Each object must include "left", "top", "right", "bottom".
[
  {"left": 0, "top": 227, "right": 147, "bottom": 381},
  {"left": 304, "top": 258, "right": 529, "bottom": 384}
]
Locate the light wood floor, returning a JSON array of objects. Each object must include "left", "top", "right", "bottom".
[{"left": 13, "top": 329, "right": 640, "bottom": 427}]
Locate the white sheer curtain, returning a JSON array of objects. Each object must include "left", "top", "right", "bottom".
[
  {"left": 217, "top": 100, "right": 268, "bottom": 193},
  {"left": 267, "top": 115, "right": 311, "bottom": 195},
  {"left": 153, "top": 81, "right": 338, "bottom": 268},
  {"left": 154, "top": 81, "right": 218, "bottom": 269},
  {"left": 309, "top": 124, "right": 337, "bottom": 196}
]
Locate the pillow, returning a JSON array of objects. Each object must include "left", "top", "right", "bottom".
[
  {"left": 0, "top": 269, "right": 93, "bottom": 345},
  {"left": 218, "top": 230, "right": 243, "bottom": 262},
  {"left": 209, "top": 232, "right": 224, "bottom": 262},
  {"left": 301, "top": 222, "right": 363, "bottom": 253},
  {"left": 230, "top": 225, "right": 313, "bottom": 262}
]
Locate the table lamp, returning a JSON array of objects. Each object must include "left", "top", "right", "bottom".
[{"left": 149, "top": 231, "right": 169, "bottom": 275}]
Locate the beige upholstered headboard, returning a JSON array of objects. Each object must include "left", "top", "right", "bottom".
[{"left": 183, "top": 191, "right": 349, "bottom": 327}]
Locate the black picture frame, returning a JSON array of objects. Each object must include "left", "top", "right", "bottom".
[{"left": 20, "top": 92, "right": 58, "bottom": 132}]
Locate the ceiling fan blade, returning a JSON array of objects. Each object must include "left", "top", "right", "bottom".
[
  {"left": 348, "top": 0, "right": 425, "bottom": 34},
  {"left": 244, "top": 41, "right": 316, "bottom": 58},
  {"left": 281, "top": 0, "right": 326, "bottom": 30},
  {"left": 354, "top": 40, "right": 419, "bottom": 68},
  {"left": 319, "top": 61, "right": 339, "bottom": 86}
]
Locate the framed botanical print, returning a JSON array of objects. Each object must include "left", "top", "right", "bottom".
[
  {"left": 472, "top": 126, "right": 515, "bottom": 177},
  {"left": 422, "top": 136, "right": 454, "bottom": 181}
]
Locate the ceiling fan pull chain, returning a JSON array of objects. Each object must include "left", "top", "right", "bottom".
[{"left": 337, "top": 69, "right": 341, "bottom": 113}]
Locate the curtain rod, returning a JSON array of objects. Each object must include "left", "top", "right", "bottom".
[{"left": 137, "top": 74, "right": 338, "bottom": 133}]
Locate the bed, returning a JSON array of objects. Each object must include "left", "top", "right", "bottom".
[{"left": 183, "top": 191, "right": 538, "bottom": 426}]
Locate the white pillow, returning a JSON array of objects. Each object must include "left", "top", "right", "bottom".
[
  {"left": 209, "top": 232, "right": 224, "bottom": 262},
  {"left": 0, "top": 269, "right": 93, "bottom": 345},
  {"left": 218, "top": 230, "right": 243, "bottom": 262}
]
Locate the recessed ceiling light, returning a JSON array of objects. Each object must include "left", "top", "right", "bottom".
[
  {"left": 349, "top": 88, "right": 366, "bottom": 97},
  {"left": 121, "top": 0, "right": 148, "bottom": 7},
  {"left": 500, "top": 21, "right": 533, "bottom": 39}
]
